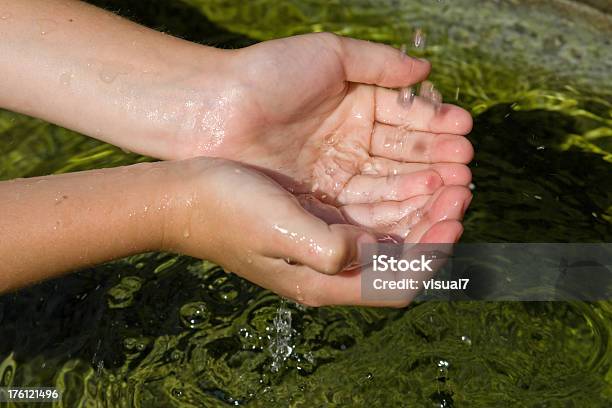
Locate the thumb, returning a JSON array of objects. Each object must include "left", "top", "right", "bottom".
[
  {"left": 268, "top": 197, "right": 376, "bottom": 275},
  {"left": 330, "top": 34, "right": 431, "bottom": 87}
]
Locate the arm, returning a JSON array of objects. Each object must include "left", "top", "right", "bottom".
[
  {"left": 0, "top": 0, "right": 473, "bottom": 209},
  {"left": 0, "top": 161, "right": 174, "bottom": 291},
  {"left": 0, "top": 157, "right": 468, "bottom": 306},
  {"left": 0, "top": 0, "right": 233, "bottom": 159},
  {"left": 0, "top": 158, "right": 383, "bottom": 303}
]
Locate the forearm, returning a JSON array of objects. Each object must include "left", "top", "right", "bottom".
[
  {"left": 0, "top": 0, "right": 235, "bottom": 159},
  {"left": 0, "top": 161, "right": 176, "bottom": 291}
]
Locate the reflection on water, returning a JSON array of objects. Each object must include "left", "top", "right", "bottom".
[{"left": 0, "top": 0, "right": 611, "bottom": 406}]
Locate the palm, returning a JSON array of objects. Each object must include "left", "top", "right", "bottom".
[{"left": 202, "top": 33, "right": 474, "bottom": 240}]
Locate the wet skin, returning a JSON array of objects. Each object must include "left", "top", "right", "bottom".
[
  {"left": 171, "top": 33, "right": 474, "bottom": 242},
  {"left": 0, "top": 0, "right": 473, "bottom": 305}
]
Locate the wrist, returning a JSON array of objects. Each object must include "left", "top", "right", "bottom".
[{"left": 155, "top": 157, "right": 226, "bottom": 255}]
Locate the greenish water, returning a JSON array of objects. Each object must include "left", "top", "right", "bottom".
[{"left": 1, "top": 0, "right": 611, "bottom": 406}]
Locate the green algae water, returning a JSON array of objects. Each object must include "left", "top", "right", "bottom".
[{"left": 1, "top": 0, "right": 611, "bottom": 406}]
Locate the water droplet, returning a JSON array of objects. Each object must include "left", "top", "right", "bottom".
[
  {"left": 468, "top": 182, "right": 476, "bottom": 190},
  {"left": 534, "top": 195, "right": 542, "bottom": 200},
  {"left": 1, "top": 13, "right": 12, "bottom": 21},
  {"left": 397, "top": 86, "right": 416, "bottom": 109},
  {"left": 182, "top": 228, "right": 191, "bottom": 238},
  {"left": 59, "top": 72, "right": 72, "bottom": 86},
  {"left": 37, "top": 19, "right": 58, "bottom": 35},
  {"left": 419, "top": 81, "right": 442, "bottom": 112},
  {"left": 179, "top": 302, "right": 210, "bottom": 329},
  {"left": 413, "top": 28, "right": 426, "bottom": 49},
  {"left": 437, "top": 359, "right": 449, "bottom": 368},
  {"left": 460, "top": 335, "right": 472, "bottom": 346},
  {"left": 537, "top": 145, "right": 545, "bottom": 150},
  {"left": 107, "top": 276, "right": 143, "bottom": 309},
  {"left": 99, "top": 68, "right": 119, "bottom": 84},
  {"left": 273, "top": 224, "right": 289, "bottom": 235},
  {"left": 324, "top": 132, "right": 339, "bottom": 145},
  {"left": 378, "top": 234, "right": 400, "bottom": 244}
]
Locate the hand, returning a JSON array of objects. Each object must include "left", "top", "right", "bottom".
[
  {"left": 163, "top": 158, "right": 469, "bottom": 306},
  {"left": 172, "top": 33, "right": 474, "bottom": 209}
]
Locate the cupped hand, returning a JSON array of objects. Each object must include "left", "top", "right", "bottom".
[
  {"left": 164, "top": 158, "right": 470, "bottom": 307},
  {"left": 174, "top": 33, "right": 474, "bottom": 210}
]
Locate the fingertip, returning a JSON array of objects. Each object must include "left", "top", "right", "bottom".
[
  {"left": 400, "top": 54, "right": 431, "bottom": 84},
  {"left": 434, "top": 134, "right": 475, "bottom": 164},
  {"left": 432, "top": 163, "right": 472, "bottom": 186},
  {"left": 424, "top": 185, "right": 472, "bottom": 221},
  {"left": 435, "top": 105, "right": 474, "bottom": 135}
]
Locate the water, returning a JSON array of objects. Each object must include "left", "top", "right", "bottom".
[{"left": 0, "top": 0, "right": 611, "bottom": 406}]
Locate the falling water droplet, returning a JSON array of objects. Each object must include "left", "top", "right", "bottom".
[
  {"left": 460, "top": 335, "right": 472, "bottom": 346},
  {"left": 269, "top": 301, "right": 293, "bottom": 373},
  {"left": 1, "top": 13, "right": 12, "bottom": 21},
  {"left": 419, "top": 81, "right": 442, "bottom": 112},
  {"left": 397, "top": 86, "right": 416, "bottom": 109},
  {"left": 182, "top": 228, "right": 191, "bottom": 238},
  {"left": 413, "top": 28, "right": 426, "bottom": 49}
]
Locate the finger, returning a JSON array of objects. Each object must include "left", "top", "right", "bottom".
[
  {"left": 419, "top": 219, "right": 464, "bottom": 244},
  {"left": 340, "top": 195, "right": 430, "bottom": 229},
  {"left": 390, "top": 186, "right": 471, "bottom": 240},
  {"left": 336, "top": 170, "right": 443, "bottom": 205},
  {"left": 296, "top": 194, "right": 346, "bottom": 224},
  {"left": 309, "top": 220, "right": 465, "bottom": 306},
  {"left": 360, "top": 157, "right": 472, "bottom": 185},
  {"left": 331, "top": 34, "right": 431, "bottom": 87},
  {"left": 370, "top": 123, "right": 474, "bottom": 164},
  {"left": 264, "top": 196, "right": 377, "bottom": 275},
  {"left": 375, "top": 87, "right": 473, "bottom": 134}
]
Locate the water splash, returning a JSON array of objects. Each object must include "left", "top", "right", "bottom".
[{"left": 268, "top": 300, "right": 293, "bottom": 373}]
